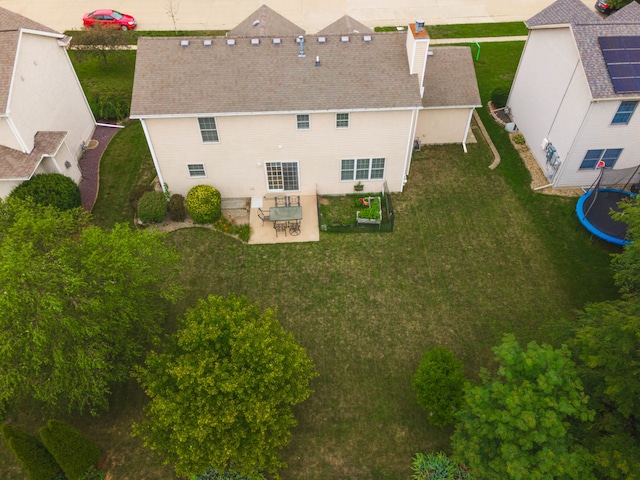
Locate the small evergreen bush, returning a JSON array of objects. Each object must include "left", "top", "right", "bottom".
[
  {"left": 186, "top": 185, "right": 221, "bottom": 224},
  {"left": 137, "top": 190, "right": 167, "bottom": 223},
  {"left": 412, "top": 347, "right": 466, "bottom": 427},
  {"left": 91, "top": 89, "right": 130, "bottom": 121},
  {"left": 128, "top": 184, "right": 155, "bottom": 209},
  {"left": 39, "top": 420, "right": 101, "bottom": 480},
  {"left": 10, "top": 173, "right": 81, "bottom": 211},
  {"left": 1, "top": 424, "right": 62, "bottom": 480},
  {"left": 512, "top": 133, "right": 526, "bottom": 145},
  {"left": 411, "top": 452, "right": 469, "bottom": 480},
  {"left": 490, "top": 86, "right": 510, "bottom": 109},
  {"left": 168, "top": 193, "right": 186, "bottom": 222}
]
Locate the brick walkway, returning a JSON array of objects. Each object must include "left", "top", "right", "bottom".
[{"left": 78, "top": 125, "right": 121, "bottom": 211}]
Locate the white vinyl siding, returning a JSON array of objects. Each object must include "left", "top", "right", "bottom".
[{"left": 198, "top": 117, "right": 219, "bottom": 142}]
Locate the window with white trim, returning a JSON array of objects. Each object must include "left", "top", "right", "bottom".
[
  {"left": 198, "top": 117, "right": 219, "bottom": 142},
  {"left": 188, "top": 164, "right": 206, "bottom": 177},
  {"left": 336, "top": 113, "right": 349, "bottom": 128},
  {"left": 579, "top": 149, "right": 622, "bottom": 169},
  {"left": 266, "top": 162, "right": 299, "bottom": 191},
  {"left": 297, "top": 114, "right": 310, "bottom": 130},
  {"left": 612, "top": 101, "right": 638, "bottom": 125},
  {"left": 341, "top": 158, "right": 385, "bottom": 181}
]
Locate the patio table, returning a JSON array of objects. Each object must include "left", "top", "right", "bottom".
[{"left": 270, "top": 206, "right": 302, "bottom": 221}]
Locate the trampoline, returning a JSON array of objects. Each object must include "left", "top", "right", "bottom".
[{"left": 576, "top": 166, "right": 640, "bottom": 246}]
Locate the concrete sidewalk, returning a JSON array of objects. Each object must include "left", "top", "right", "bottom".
[{"left": 1, "top": 0, "right": 594, "bottom": 34}]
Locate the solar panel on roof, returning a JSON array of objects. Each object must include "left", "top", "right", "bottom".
[{"left": 599, "top": 36, "right": 640, "bottom": 94}]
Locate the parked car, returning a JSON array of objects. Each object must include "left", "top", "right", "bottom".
[
  {"left": 595, "top": 0, "right": 618, "bottom": 14},
  {"left": 82, "top": 9, "right": 137, "bottom": 30}
]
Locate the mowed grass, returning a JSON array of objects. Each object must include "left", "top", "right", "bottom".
[{"left": 0, "top": 41, "right": 619, "bottom": 479}]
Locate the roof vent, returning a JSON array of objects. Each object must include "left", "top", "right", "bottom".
[
  {"left": 341, "top": 36, "right": 349, "bottom": 43},
  {"left": 363, "top": 35, "right": 372, "bottom": 42},
  {"left": 203, "top": 39, "right": 212, "bottom": 46},
  {"left": 415, "top": 19, "right": 425, "bottom": 33},
  {"left": 251, "top": 38, "right": 260, "bottom": 45},
  {"left": 180, "top": 40, "right": 190, "bottom": 47},
  {"left": 252, "top": 19, "right": 260, "bottom": 27},
  {"left": 317, "top": 36, "right": 326, "bottom": 44},
  {"left": 273, "top": 38, "right": 281, "bottom": 45},
  {"left": 226, "top": 38, "right": 236, "bottom": 46}
]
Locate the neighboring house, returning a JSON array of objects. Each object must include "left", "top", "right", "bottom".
[
  {"left": 508, "top": 0, "right": 640, "bottom": 188},
  {"left": 130, "top": 5, "right": 480, "bottom": 200},
  {"left": 0, "top": 7, "right": 95, "bottom": 198}
]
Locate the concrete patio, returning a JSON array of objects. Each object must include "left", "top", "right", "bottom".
[{"left": 248, "top": 195, "right": 319, "bottom": 245}]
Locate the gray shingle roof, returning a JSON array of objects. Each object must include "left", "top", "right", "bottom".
[
  {"left": 227, "top": 4, "right": 304, "bottom": 38},
  {"left": 131, "top": 32, "right": 422, "bottom": 116},
  {"left": 0, "top": 7, "right": 62, "bottom": 113},
  {"left": 422, "top": 47, "right": 481, "bottom": 108},
  {"left": 525, "top": 0, "right": 640, "bottom": 99},
  {"left": 0, "top": 131, "right": 66, "bottom": 180},
  {"left": 317, "top": 16, "right": 373, "bottom": 35}
]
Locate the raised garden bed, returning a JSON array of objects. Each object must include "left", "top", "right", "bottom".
[{"left": 356, "top": 197, "right": 382, "bottom": 225}]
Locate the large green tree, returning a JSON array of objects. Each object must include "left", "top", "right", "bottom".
[
  {"left": 607, "top": 0, "right": 638, "bottom": 10},
  {"left": 0, "top": 199, "right": 180, "bottom": 415},
  {"left": 452, "top": 334, "right": 594, "bottom": 479},
  {"left": 134, "top": 294, "right": 317, "bottom": 478}
]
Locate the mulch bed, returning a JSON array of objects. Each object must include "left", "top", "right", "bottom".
[{"left": 78, "top": 125, "right": 121, "bottom": 211}]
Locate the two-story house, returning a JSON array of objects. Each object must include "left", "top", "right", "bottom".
[
  {"left": 508, "top": 0, "right": 640, "bottom": 188},
  {"left": 130, "top": 5, "right": 481, "bottom": 201},
  {"left": 0, "top": 7, "right": 96, "bottom": 198}
]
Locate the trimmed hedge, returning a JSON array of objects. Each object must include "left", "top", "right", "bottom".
[
  {"left": 39, "top": 420, "right": 101, "bottom": 480},
  {"left": 490, "top": 86, "right": 510, "bottom": 109},
  {"left": 1, "top": 424, "right": 61, "bottom": 480},
  {"left": 169, "top": 193, "right": 186, "bottom": 222},
  {"left": 10, "top": 173, "right": 81, "bottom": 211},
  {"left": 137, "top": 190, "right": 167, "bottom": 223},
  {"left": 186, "top": 185, "right": 221, "bottom": 224}
]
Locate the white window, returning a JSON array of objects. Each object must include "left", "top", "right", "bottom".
[
  {"left": 198, "top": 117, "right": 219, "bottom": 142},
  {"left": 341, "top": 158, "right": 385, "bottom": 181},
  {"left": 265, "top": 162, "right": 299, "bottom": 191},
  {"left": 297, "top": 114, "right": 310, "bottom": 130},
  {"left": 612, "top": 101, "right": 638, "bottom": 125},
  {"left": 579, "top": 149, "right": 622, "bottom": 170},
  {"left": 336, "top": 113, "right": 349, "bottom": 128},
  {"left": 188, "top": 164, "right": 206, "bottom": 177}
]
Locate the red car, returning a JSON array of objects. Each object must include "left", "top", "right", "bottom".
[
  {"left": 83, "top": 9, "right": 137, "bottom": 30},
  {"left": 595, "top": 0, "right": 617, "bottom": 14}
]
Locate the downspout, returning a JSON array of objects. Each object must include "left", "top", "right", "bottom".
[
  {"left": 462, "top": 108, "right": 474, "bottom": 153},
  {"left": 140, "top": 119, "right": 167, "bottom": 192},
  {"left": 401, "top": 109, "right": 419, "bottom": 192}
]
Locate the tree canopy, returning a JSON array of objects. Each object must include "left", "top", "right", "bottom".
[
  {"left": 134, "top": 294, "right": 317, "bottom": 478},
  {"left": 452, "top": 334, "right": 594, "bottom": 479},
  {"left": 0, "top": 199, "right": 180, "bottom": 415}
]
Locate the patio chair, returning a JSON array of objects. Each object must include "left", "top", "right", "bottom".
[
  {"left": 287, "top": 195, "right": 300, "bottom": 206},
  {"left": 274, "top": 196, "right": 287, "bottom": 207},
  {"left": 257, "top": 207, "right": 270, "bottom": 226},
  {"left": 273, "top": 221, "right": 287, "bottom": 237},
  {"left": 288, "top": 220, "right": 301, "bottom": 236}
]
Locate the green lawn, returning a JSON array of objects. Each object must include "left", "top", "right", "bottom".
[
  {"left": 375, "top": 21, "right": 528, "bottom": 38},
  {"left": 0, "top": 40, "right": 621, "bottom": 479}
]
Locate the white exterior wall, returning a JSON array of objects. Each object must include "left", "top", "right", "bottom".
[
  {"left": 10, "top": 32, "right": 94, "bottom": 156},
  {"left": 508, "top": 28, "right": 589, "bottom": 181},
  {"left": 0, "top": 117, "right": 22, "bottom": 150},
  {"left": 0, "top": 180, "right": 19, "bottom": 198},
  {"left": 416, "top": 108, "right": 474, "bottom": 145},
  {"left": 143, "top": 109, "right": 415, "bottom": 198},
  {"left": 555, "top": 99, "right": 640, "bottom": 187}
]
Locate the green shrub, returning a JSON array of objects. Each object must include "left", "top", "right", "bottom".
[
  {"left": 10, "top": 173, "right": 81, "bottom": 211},
  {"left": 78, "top": 465, "right": 106, "bottom": 480},
  {"left": 512, "top": 133, "right": 526, "bottom": 145},
  {"left": 168, "top": 193, "right": 186, "bottom": 222},
  {"left": 411, "top": 452, "right": 469, "bottom": 480},
  {"left": 490, "top": 86, "right": 510, "bottom": 109},
  {"left": 137, "top": 190, "right": 167, "bottom": 223},
  {"left": 39, "top": 420, "right": 101, "bottom": 480},
  {"left": 191, "top": 466, "right": 265, "bottom": 480},
  {"left": 90, "top": 89, "right": 130, "bottom": 121},
  {"left": 128, "top": 184, "right": 155, "bottom": 209},
  {"left": 412, "top": 347, "right": 466, "bottom": 427},
  {"left": 186, "top": 185, "right": 221, "bottom": 224},
  {"left": 213, "top": 216, "right": 251, "bottom": 242},
  {"left": 1, "top": 424, "right": 62, "bottom": 480}
]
